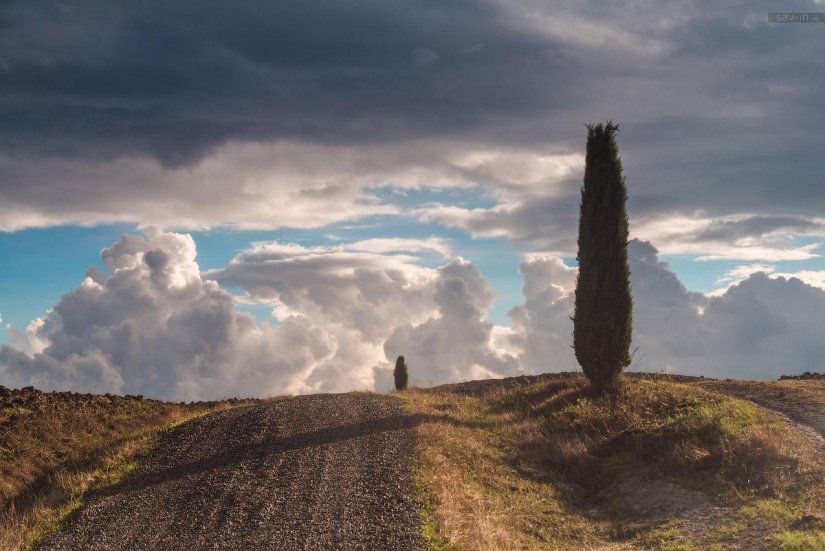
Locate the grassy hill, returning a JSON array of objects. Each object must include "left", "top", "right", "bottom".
[
  {"left": 401, "top": 373, "right": 825, "bottom": 550},
  {"left": 0, "top": 385, "right": 252, "bottom": 549},
  {"left": 4, "top": 374, "right": 825, "bottom": 550}
]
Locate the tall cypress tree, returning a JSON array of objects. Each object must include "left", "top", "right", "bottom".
[
  {"left": 394, "top": 355, "right": 409, "bottom": 391},
  {"left": 573, "top": 121, "right": 632, "bottom": 391}
]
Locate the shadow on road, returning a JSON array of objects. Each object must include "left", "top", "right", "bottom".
[{"left": 100, "top": 396, "right": 442, "bottom": 497}]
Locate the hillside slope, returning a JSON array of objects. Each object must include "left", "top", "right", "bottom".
[
  {"left": 7, "top": 374, "right": 825, "bottom": 550},
  {"left": 403, "top": 373, "right": 825, "bottom": 550},
  {"left": 32, "top": 393, "right": 426, "bottom": 550},
  {"left": 0, "top": 386, "right": 237, "bottom": 549}
]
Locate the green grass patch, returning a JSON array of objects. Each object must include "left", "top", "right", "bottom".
[{"left": 767, "top": 530, "right": 825, "bottom": 550}]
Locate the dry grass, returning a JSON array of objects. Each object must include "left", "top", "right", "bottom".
[
  {"left": 401, "top": 374, "right": 825, "bottom": 550},
  {"left": 0, "top": 385, "right": 253, "bottom": 550},
  {"left": 698, "top": 377, "right": 825, "bottom": 410},
  {"left": 770, "top": 379, "right": 825, "bottom": 407}
]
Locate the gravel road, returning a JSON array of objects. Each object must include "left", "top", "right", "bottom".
[{"left": 35, "top": 393, "right": 426, "bottom": 550}]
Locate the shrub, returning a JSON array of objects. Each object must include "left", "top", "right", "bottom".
[{"left": 394, "top": 355, "right": 409, "bottom": 391}]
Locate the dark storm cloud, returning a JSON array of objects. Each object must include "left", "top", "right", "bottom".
[
  {"left": 415, "top": 191, "right": 582, "bottom": 253},
  {"left": 1, "top": 0, "right": 824, "bottom": 235},
  {"left": 622, "top": 116, "right": 825, "bottom": 218},
  {"left": 0, "top": 0, "right": 577, "bottom": 166},
  {"left": 695, "top": 216, "right": 824, "bottom": 242}
]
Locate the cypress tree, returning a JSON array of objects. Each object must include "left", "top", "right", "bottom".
[
  {"left": 573, "top": 121, "right": 633, "bottom": 391},
  {"left": 394, "top": 355, "right": 409, "bottom": 391}
]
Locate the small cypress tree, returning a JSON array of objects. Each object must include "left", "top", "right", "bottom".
[
  {"left": 573, "top": 121, "right": 633, "bottom": 391},
  {"left": 394, "top": 355, "right": 409, "bottom": 391}
]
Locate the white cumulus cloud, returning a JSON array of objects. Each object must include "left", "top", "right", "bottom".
[
  {"left": 2, "top": 230, "right": 520, "bottom": 398},
  {"left": 505, "top": 254, "right": 579, "bottom": 373},
  {"left": 4, "top": 230, "right": 824, "bottom": 400},
  {"left": 381, "top": 258, "right": 520, "bottom": 387},
  {"left": 0, "top": 229, "right": 338, "bottom": 399},
  {"left": 210, "top": 241, "right": 519, "bottom": 391},
  {"left": 509, "top": 239, "right": 825, "bottom": 380}
]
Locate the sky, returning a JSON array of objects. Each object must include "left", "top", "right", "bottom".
[{"left": 1, "top": 0, "right": 824, "bottom": 400}]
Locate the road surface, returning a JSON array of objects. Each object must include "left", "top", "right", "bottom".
[{"left": 36, "top": 393, "right": 426, "bottom": 550}]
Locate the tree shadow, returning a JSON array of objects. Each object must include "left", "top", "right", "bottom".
[{"left": 92, "top": 398, "right": 445, "bottom": 499}]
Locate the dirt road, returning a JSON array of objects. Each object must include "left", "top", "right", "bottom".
[{"left": 35, "top": 393, "right": 426, "bottom": 550}]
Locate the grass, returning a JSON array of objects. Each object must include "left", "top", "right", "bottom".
[
  {"left": 6, "top": 375, "right": 825, "bottom": 549},
  {"left": 401, "top": 374, "right": 825, "bottom": 550},
  {"left": 767, "top": 530, "right": 825, "bottom": 550},
  {"left": 0, "top": 385, "right": 254, "bottom": 550}
]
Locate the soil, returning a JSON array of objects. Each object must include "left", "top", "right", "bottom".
[
  {"left": 610, "top": 474, "right": 728, "bottom": 539},
  {"left": 33, "top": 393, "right": 426, "bottom": 551}
]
